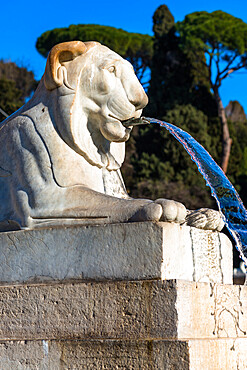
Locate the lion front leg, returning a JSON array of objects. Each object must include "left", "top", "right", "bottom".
[
  {"left": 62, "top": 187, "right": 191, "bottom": 225},
  {"left": 27, "top": 184, "right": 161, "bottom": 226},
  {"left": 29, "top": 186, "right": 189, "bottom": 227},
  {"left": 62, "top": 186, "right": 164, "bottom": 223}
]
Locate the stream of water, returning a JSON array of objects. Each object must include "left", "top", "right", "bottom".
[{"left": 144, "top": 117, "right": 247, "bottom": 266}]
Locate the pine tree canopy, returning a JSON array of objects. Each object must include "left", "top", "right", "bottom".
[{"left": 177, "top": 11, "right": 247, "bottom": 89}]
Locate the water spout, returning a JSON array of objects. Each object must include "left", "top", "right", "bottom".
[{"left": 122, "top": 117, "right": 151, "bottom": 127}]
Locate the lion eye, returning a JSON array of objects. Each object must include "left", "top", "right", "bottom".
[{"left": 108, "top": 66, "right": 116, "bottom": 73}]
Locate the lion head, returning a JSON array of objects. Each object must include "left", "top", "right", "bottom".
[{"left": 43, "top": 41, "right": 148, "bottom": 170}]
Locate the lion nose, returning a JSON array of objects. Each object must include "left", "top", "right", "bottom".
[
  {"left": 128, "top": 90, "right": 148, "bottom": 110},
  {"left": 122, "top": 72, "right": 149, "bottom": 110}
]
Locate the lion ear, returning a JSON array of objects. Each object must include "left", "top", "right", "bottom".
[{"left": 44, "top": 41, "right": 88, "bottom": 90}]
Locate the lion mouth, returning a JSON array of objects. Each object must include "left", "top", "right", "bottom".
[{"left": 108, "top": 114, "right": 150, "bottom": 127}]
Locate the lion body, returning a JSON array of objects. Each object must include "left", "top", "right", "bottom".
[{"left": 0, "top": 42, "right": 149, "bottom": 230}]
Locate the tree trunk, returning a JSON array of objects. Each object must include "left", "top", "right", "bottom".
[{"left": 214, "top": 88, "right": 232, "bottom": 173}]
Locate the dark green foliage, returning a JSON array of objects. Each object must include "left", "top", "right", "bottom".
[
  {"left": 0, "top": 79, "right": 23, "bottom": 118},
  {"left": 130, "top": 179, "right": 215, "bottom": 210},
  {"left": 0, "top": 61, "right": 37, "bottom": 102},
  {"left": 152, "top": 4, "right": 175, "bottom": 37},
  {"left": 36, "top": 24, "right": 153, "bottom": 85},
  {"left": 0, "top": 61, "right": 37, "bottom": 120},
  {"left": 177, "top": 11, "right": 247, "bottom": 59},
  {"left": 147, "top": 7, "right": 214, "bottom": 117}
]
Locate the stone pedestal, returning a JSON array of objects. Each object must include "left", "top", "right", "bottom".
[
  {"left": 0, "top": 222, "right": 245, "bottom": 369},
  {"left": 0, "top": 222, "right": 232, "bottom": 284}
]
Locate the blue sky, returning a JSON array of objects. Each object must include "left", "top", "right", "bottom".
[{"left": 1, "top": 0, "right": 247, "bottom": 111}]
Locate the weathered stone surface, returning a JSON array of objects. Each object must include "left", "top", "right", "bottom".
[
  {"left": 0, "top": 338, "right": 246, "bottom": 369},
  {"left": 0, "top": 222, "right": 232, "bottom": 284},
  {"left": 0, "top": 279, "right": 245, "bottom": 341},
  {"left": 0, "top": 280, "right": 178, "bottom": 341},
  {"left": 0, "top": 339, "right": 190, "bottom": 370}
]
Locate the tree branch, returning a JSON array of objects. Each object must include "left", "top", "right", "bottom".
[
  {"left": 208, "top": 49, "right": 214, "bottom": 87},
  {"left": 0, "top": 107, "right": 8, "bottom": 118},
  {"left": 219, "top": 54, "right": 238, "bottom": 76},
  {"left": 215, "top": 46, "right": 221, "bottom": 86},
  {"left": 219, "top": 60, "right": 246, "bottom": 83}
]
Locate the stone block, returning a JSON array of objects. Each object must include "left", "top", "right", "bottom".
[
  {"left": 0, "top": 279, "right": 245, "bottom": 341},
  {"left": 0, "top": 338, "right": 246, "bottom": 369},
  {"left": 0, "top": 222, "right": 232, "bottom": 284},
  {"left": 0, "top": 339, "right": 190, "bottom": 370}
]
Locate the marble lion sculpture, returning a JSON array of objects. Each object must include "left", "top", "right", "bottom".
[{"left": 0, "top": 41, "right": 224, "bottom": 231}]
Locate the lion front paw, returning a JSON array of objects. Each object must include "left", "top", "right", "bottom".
[
  {"left": 129, "top": 199, "right": 186, "bottom": 223},
  {"left": 155, "top": 199, "right": 187, "bottom": 223},
  {"left": 186, "top": 208, "right": 224, "bottom": 231}
]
